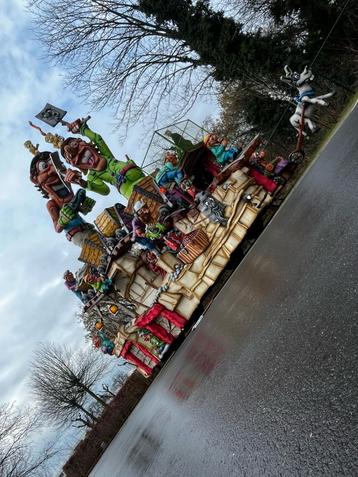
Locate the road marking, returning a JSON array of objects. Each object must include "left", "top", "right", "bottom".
[{"left": 351, "top": 97, "right": 358, "bottom": 113}]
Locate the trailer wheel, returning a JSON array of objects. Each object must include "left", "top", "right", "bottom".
[{"left": 288, "top": 150, "right": 305, "bottom": 164}]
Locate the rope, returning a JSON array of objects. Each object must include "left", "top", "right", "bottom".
[
  {"left": 267, "top": 104, "right": 291, "bottom": 143},
  {"left": 309, "top": 0, "right": 352, "bottom": 68}
]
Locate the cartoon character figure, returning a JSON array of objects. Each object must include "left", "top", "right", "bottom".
[
  {"left": 155, "top": 150, "right": 196, "bottom": 207},
  {"left": 155, "top": 150, "right": 184, "bottom": 188},
  {"left": 164, "top": 130, "right": 220, "bottom": 190},
  {"left": 63, "top": 270, "right": 85, "bottom": 302},
  {"left": 281, "top": 65, "right": 334, "bottom": 135},
  {"left": 131, "top": 201, "right": 162, "bottom": 252},
  {"left": 92, "top": 328, "right": 115, "bottom": 354},
  {"left": 60, "top": 119, "right": 145, "bottom": 199},
  {"left": 84, "top": 273, "right": 112, "bottom": 294},
  {"left": 203, "top": 133, "right": 241, "bottom": 166},
  {"left": 29, "top": 150, "right": 97, "bottom": 247}
]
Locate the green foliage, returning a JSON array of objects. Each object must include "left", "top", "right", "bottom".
[
  {"left": 252, "top": 0, "right": 358, "bottom": 77},
  {"left": 138, "top": 0, "right": 297, "bottom": 80},
  {"left": 30, "top": 0, "right": 358, "bottom": 135},
  {"left": 210, "top": 81, "right": 292, "bottom": 150},
  {"left": 241, "top": 94, "right": 289, "bottom": 136}
]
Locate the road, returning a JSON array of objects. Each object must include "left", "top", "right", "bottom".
[{"left": 90, "top": 104, "right": 358, "bottom": 477}]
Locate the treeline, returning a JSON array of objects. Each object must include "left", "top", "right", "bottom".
[
  {"left": 0, "top": 402, "right": 56, "bottom": 477},
  {"left": 29, "top": 0, "right": 358, "bottom": 140},
  {"left": 207, "top": 0, "right": 358, "bottom": 154}
]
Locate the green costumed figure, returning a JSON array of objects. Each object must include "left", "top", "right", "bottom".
[{"left": 60, "top": 119, "right": 145, "bottom": 199}]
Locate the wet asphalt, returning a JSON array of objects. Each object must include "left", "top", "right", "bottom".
[{"left": 90, "top": 103, "right": 358, "bottom": 477}]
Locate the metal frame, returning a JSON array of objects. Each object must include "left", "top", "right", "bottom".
[{"left": 140, "top": 119, "right": 210, "bottom": 172}]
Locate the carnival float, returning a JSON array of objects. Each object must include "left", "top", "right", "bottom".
[{"left": 25, "top": 66, "right": 332, "bottom": 376}]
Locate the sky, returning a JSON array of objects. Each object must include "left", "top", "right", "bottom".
[{"left": 0, "top": 0, "right": 218, "bottom": 415}]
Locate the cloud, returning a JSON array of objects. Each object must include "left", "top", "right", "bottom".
[
  {"left": 36, "top": 277, "right": 63, "bottom": 297},
  {"left": 0, "top": 292, "right": 17, "bottom": 311},
  {"left": 0, "top": 11, "right": 87, "bottom": 400}
]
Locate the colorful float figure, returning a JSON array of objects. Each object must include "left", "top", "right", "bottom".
[
  {"left": 92, "top": 326, "right": 115, "bottom": 355},
  {"left": 203, "top": 133, "right": 241, "bottom": 166},
  {"left": 280, "top": 65, "right": 335, "bottom": 163},
  {"left": 155, "top": 150, "right": 195, "bottom": 207},
  {"left": 131, "top": 200, "right": 162, "bottom": 252},
  {"left": 28, "top": 148, "right": 98, "bottom": 247},
  {"left": 29, "top": 110, "right": 293, "bottom": 376},
  {"left": 63, "top": 270, "right": 85, "bottom": 302},
  {"left": 84, "top": 273, "right": 112, "bottom": 294},
  {"left": 281, "top": 65, "right": 334, "bottom": 135},
  {"left": 155, "top": 150, "right": 184, "bottom": 188},
  {"left": 60, "top": 119, "right": 145, "bottom": 199},
  {"left": 162, "top": 128, "right": 220, "bottom": 190}
]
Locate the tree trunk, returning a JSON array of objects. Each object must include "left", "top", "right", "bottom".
[
  {"left": 76, "top": 403, "right": 97, "bottom": 422},
  {"left": 81, "top": 386, "right": 108, "bottom": 407}
]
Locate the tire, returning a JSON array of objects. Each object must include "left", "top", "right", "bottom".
[{"left": 288, "top": 150, "right": 305, "bottom": 164}]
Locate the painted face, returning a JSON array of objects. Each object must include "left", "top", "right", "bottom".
[
  {"left": 32, "top": 155, "right": 74, "bottom": 207},
  {"left": 62, "top": 138, "right": 107, "bottom": 171},
  {"left": 64, "top": 271, "right": 75, "bottom": 282},
  {"left": 85, "top": 274, "right": 98, "bottom": 284},
  {"left": 165, "top": 151, "right": 179, "bottom": 166},
  {"left": 207, "top": 134, "right": 218, "bottom": 147},
  {"left": 138, "top": 205, "right": 152, "bottom": 224}
]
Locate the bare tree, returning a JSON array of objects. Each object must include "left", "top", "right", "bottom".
[
  {"left": 101, "top": 383, "right": 116, "bottom": 397},
  {"left": 214, "top": 0, "right": 281, "bottom": 31},
  {"left": 0, "top": 403, "right": 56, "bottom": 477},
  {"left": 71, "top": 413, "right": 95, "bottom": 429},
  {"left": 30, "top": 343, "right": 111, "bottom": 428},
  {"left": 28, "top": 0, "right": 216, "bottom": 133}
]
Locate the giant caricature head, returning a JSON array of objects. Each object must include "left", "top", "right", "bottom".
[
  {"left": 30, "top": 151, "right": 74, "bottom": 207},
  {"left": 60, "top": 137, "right": 106, "bottom": 172}
]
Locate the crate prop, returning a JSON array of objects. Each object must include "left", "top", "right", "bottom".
[
  {"left": 177, "top": 228, "right": 210, "bottom": 264},
  {"left": 94, "top": 207, "right": 121, "bottom": 237},
  {"left": 78, "top": 234, "right": 107, "bottom": 268},
  {"left": 125, "top": 176, "right": 165, "bottom": 221}
]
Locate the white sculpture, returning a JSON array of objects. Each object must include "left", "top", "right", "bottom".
[{"left": 282, "top": 65, "right": 334, "bottom": 135}]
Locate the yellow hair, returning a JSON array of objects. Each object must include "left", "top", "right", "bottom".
[{"left": 203, "top": 134, "right": 211, "bottom": 145}]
